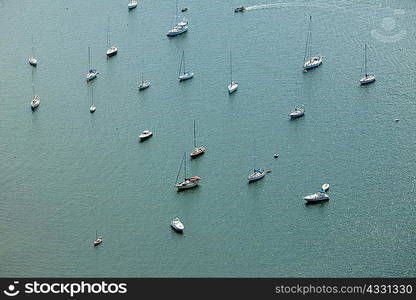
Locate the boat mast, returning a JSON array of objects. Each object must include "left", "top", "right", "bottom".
[
  {"left": 141, "top": 72, "right": 144, "bottom": 84},
  {"left": 175, "top": 0, "right": 178, "bottom": 24},
  {"left": 175, "top": 153, "right": 184, "bottom": 184},
  {"left": 193, "top": 120, "right": 196, "bottom": 148},
  {"left": 31, "top": 70, "right": 35, "bottom": 97},
  {"left": 107, "top": 16, "right": 110, "bottom": 48},
  {"left": 179, "top": 51, "right": 184, "bottom": 76},
  {"left": 183, "top": 152, "right": 187, "bottom": 179},
  {"left": 364, "top": 43, "right": 368, "bottom": 77},
  {"left": 31, "top": 34, "right": 35, "bottom": 55},
  {"left": 88, "top": 47, "right": 91, "bottom": 70},
  {"left": 230, "top": 50, "right": 233, "bottom": 84},
  {"left": 183, "top": 51, "right": 185, "bottom": 74},
  {"left": 91, "top": 84, "right": 94, "bottom": 105},
  {"left": 303, "top": 16, "right": 312, "bottom": 63}
]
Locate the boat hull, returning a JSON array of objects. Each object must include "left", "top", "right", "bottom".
[
  {"left": 303, "top": 57, "right": 322, "bottom": 70},
  {"left": 139, "top": 134, "right": 153, "bottom": 141},
  {"left": 304, "top": 197, "right": 329, "bottom": 203},
  {"left": 167, "top": 26, "right": 188, "bottom": 37},
  {"left": 106, "top": 48, "right": 118, "bottom": 57},
  {"left": 90, "top": 105, "right": 96, "bottom": 113},
  {"left": 138, "top": 82, "right": 151, "bottom": 90},
  {"left": 360, "top": 75, "right": 376, "bottom": 85},
  {"left": 86, "top": 71, "right": 98, "bottom": 81},
  {"left": 248, "top": 171, "right": 266, "bottom": 182},
  {"left": 289, "top": 111, "right": 304, "bottom": 119},
  {"left": 179, "top": 72, "right": 194, "bottom": 81},
  {"left": 190, "top": 147, "right": 205, "bottom": 158},
  {"left": 228, "top": 82, "right": 238, "bottom": 94},
  {"left": 28, "top": 57, "right": 37, "bottom": 66}
]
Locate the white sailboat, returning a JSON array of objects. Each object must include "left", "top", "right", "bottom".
[
  {"left": 86, "top": 47, "right": 98, "bottom": 81},
  {"left": 178, "top": 50, "right": 193, "bottom": 81},
  {"left": 303, "top": 16, "right": 322, "bottom": 71},
  {"left": 30, "top": 70, "right": 40, "bottom": 110},
  {"left": 304, "top": 190, "right": 329, "bottom": 203},
  {"left": 247, "top": 141, "right": 266, "bottom": 182},
  {"left": 89, "top": 84, "right": 96, "bottom": 113},
  {"left": 167, "top": 0, "right": 188, "bottom": 37},
  {"left": 175, "top": 152, "right": 201, "bottom": 191},
  {"left": 190, "top": 120, "right": 205, "bottom": 159},
  {"left": 128, "top": 0, "right": 138, "bottom": 9},
  {"left": 138, "top": 72, "right": 151, "bottom": 90},
  {"left": 106, "top": 16, "right": 118, "bottom": 57},
  {"left": 28, "top": 34, "right": 37, "bottom": 67},
  {"left": 289, "top": 105, "right": 305, "bottom": 119},
  {"left": 228, "top": 51, "right": 238, "bottom": 94},
  {"left": 360, "top": 44, "right": 376, "bottom": 85},
  {"left": 138, "top": 129, "right": 153, "bottom": 141}
]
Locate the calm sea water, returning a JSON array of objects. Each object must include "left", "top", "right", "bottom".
[{"left": 0, "top": 0, "right": 415, "bottom": 277}]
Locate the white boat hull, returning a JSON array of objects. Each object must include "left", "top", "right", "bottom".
[
  {"left": 179, "top": 72, "right": 194, "bottom": 81},
  {"left": 86, "top": 71, "right": 98, "bottom": 81},
  {"left": 139, "top": 133, "right": 153, "bottom": 141},
  {"left": 28, "top": 57, "right": 37, "bottom": 66},
  {"left": 303, "top": 57, "right": 322, "bottom": 70},
  {"left": 90, "top": 105, "right": 96, "bottom": 113},
  {"left": 248, "top": 170, "right": 266, "bottom": 182},
  {"left": 360, "top": 75, "right": 376, "bottom": 85},
  {"left": 128, "top": 1, "right": 137, "bottom": 9},
  {"left": 31, "top": 96, "right": 40, "bottom": 110},
  {"left": 289, "top": 110, "right": 304, "bottom": 119},
  {"left": 138, "top": 82, "right": 151, "bottom": 90},
  {"left": 228, "top": 82, "right": 238, "bottom": 94},
  {"left": 167, "top": 26, "right": 188, "bottom": 37},
  {"left": 190, "top": 146, "right": 205, "bottom": 158},
  {"left": 106, "top": 46, "right": 118, "bottom": 57},
  {"left": 304, "top": 192, "right": 329, "bottom": 203}
]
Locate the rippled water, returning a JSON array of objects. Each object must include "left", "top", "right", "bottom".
[{"left": 0, "top": 0, "right": 415, "bottom": 277}]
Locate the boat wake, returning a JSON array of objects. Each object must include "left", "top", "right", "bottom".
[{"left": 245, "top": 2, "right": 344, "bottom": 11}]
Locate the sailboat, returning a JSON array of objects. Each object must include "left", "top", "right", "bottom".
[
  {"left": 303, "top": 16, "right": 322, "bottom": 71},
  {"left": 93, "top": 231, "right": 103, "bottom": 246},
  {"left": 30, "top": 70, "right": 40, "bottom": 110},
  {"left": 289, "top": 105, "right": 305, "bottom": 119},
  {"left": 228, "top": 51, "right": 238, "bottom": 94},
  {"left": 106, "top": 16, "right": 118, "bottom": 57},
  {"left": 190, "top": 120, "right": 205, "bottom": 158},
  {"left": 89, "top": 84, "right": 96, "bottom": 113},
  {"left": 86, "top": 47, "right": 98, "bottom": 81},
  {"left": 167, "top": 0, "right": 188, "bottom": 37},
  {"left": 178, "top": 50, "right": 193, "bottom": 81},
  {"left": 175, "top": 152, "right": 201, "bottom": 191},
  {"left": 360, "top": 44, "right": 376, "bottom": 85},
  {"left": 128, "top": 0, "right": 138, "bottom": 9},
  {"left": 247, "top": 141, "right": 266, "bottom": 182},
  {"left": 138, "top": 72, "right": 151, "bottom": 90},
  {"left": 28, "top": 34, "right": 37, "bottom": 67}
]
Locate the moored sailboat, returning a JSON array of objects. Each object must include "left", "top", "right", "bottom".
[
  {"left": 138, "top": 72, "right": 151, "bottom": 90},
  {"left": 303, "top": 16, "right": 322, "bottom": 71},
  {"left": 228, "top": 51, "right": 238, "bottom": 94},
  {"left": 190, "top": 120, "right": 205, "bottom": 158},
  {"left": 106, "top": 16, "right": 118, "bottom": 57},
  {"left": 360, "top": 44, "right": 376, "bottom": 85},
  {"left": 86, "top": 47, "right": 98, "bottom": 81},
  {"left": 178, "top": 50, "right": 193, "bottom": 81},
  {"left": 175, "top": 152, "right": 201, "bottom": 191}
]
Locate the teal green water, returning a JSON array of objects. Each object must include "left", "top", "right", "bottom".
[{"left": 1, "top": 0, "right": 415, "bottom": 277}]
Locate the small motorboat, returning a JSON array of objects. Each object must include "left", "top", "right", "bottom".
[
  {"left": 86, "top": 69, "right": 98, "bottom": 81},
  {"left": 360, "top": 74, "right": 376, "bottom": 85},
  {"left": 128, "top": 0, "right": 138, "bottom": 9},
  {"left": 178, "top": 71, "right": 194, "bottom": 81},
  {"left": 176, "top": 176, "right": 201, "bottom": 191},
  {"left": 31, "top": 96, "right": 40, "bottom": 110},
  {"left": 93, "top": 231, "right": 103, "bottom": 246},
  {"left": 94, "top": 237, "right": 103, "bottom": 246},
  {"left": 289, "top": 105, "right": 305, "bottom": 119},
  {"left": 228, "top": 80, "right": 239, "bottom": 94},
  {"left": 139, "top": 130, "right": 153, "bottom": 141},
  {"left": 138, "top": 81, "right": 151, "bottom": 90},
  {"left": 304, "top": 190, "right": 329, "bottom": 203},
  {"left": 274, "top": 153, "right": 279, "bottom": 158},
  {"left": 171, "top": 218, "right": 184, "bottom": 233},
  {"left": 28, "top": 56, "right": 37, "bottom": 66},
  {"left": 321, "top": 183, "right": 330, "bottom": 192},
  {"left": 303, "top": 56, "right": 322, "bottom": 70},
  {"left": 181, "top": 8, "right": 188, "bottom": 12},
  {"left": 190, "top": 146, "right": 205, "bottom": 158},
  {"left": 89, "top": 105, "right": 96, "bottom": 113},
  {"left": 248, "top": 169, "right": 266, "bottom": 182},
  {"left": 395, "top": 119, "right": 400, "bottom": 122},
  {"left": 106, "top": 46, "right": 118, "bottom": 57},
  {"left": 235, "top": 6, "right": 246, "bottom": 12}
]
